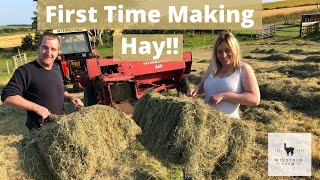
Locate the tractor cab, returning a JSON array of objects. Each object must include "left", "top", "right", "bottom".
[
  {"left": 53, "top": 29, "right": 95, "bottom": 89},
  {"left": 55, "top": 29, "right": 93, "bottom": 60}
]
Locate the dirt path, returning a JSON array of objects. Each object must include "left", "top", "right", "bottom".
[{"left": 263, "top": 5, "right": 319, "bottom": 17}]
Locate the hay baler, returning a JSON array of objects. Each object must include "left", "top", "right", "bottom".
[{"left": 84, "top": 52, "right": 192, "bottom": 111}]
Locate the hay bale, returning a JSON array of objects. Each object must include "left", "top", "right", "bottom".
[
  {"left": 0, "top": 163, "right": 7, "bottom": 180},
  {"left": 19, "top": 133, "right": 54, "bottom": 179},
  {"left": 133, "top": 92, "right": 233, "bottom": 179},
  {"left": 110, "top": 82, "right": 134, "bottom": 103},
  {"left": 21, "top": 105, "right": 141, "bottom": 180},
  {"left": 92, "top": 140, "right": 182, "bottom": 180},
  {"left": 211, "top": 120, "right": 254, "bottom": 179}
]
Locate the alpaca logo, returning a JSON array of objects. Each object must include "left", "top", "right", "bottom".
[
  {"left": 268, "top": 133, "right": 311, "bottom": 176},
  {"left": 284, "top": 143, "right": 294, "bottom": 156}
]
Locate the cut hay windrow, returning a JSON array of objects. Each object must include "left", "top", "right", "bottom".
[
  {"left": 133, "top": 92, "right": 253, "bottom": 179},
  {"left": 20, "top": 105, "right": 141, "bottom": 180},
  {"left": 241, "top": 100, "right": 286, "bottom": 123},
  {"left": 260, "top": 53, "right": 294, "bottom": 61},
  {"left": 258, "top": 77, "right": 320, "bottom": 114}
]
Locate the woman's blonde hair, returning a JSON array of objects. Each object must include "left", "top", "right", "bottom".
[{"left": 211, "top": 31, "right": 241, "bottom": 77}]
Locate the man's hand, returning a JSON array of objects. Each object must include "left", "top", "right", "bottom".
[
  {"left": 69, "top": 96, "right": 84, "bottom": 107},
  {"left": 34, "top": 104, "right": 51, "bottom": 120}
]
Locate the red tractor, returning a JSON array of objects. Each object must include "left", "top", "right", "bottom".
[{"left": 53, "top": 29, "right": 97, "bottom": 89}]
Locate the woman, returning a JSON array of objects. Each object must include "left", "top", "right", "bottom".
[{"left": 188, "top": 31, "right": 260, "bottom": 118}]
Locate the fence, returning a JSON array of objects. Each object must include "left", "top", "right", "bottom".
[
  {"left": 0, "top": 50, "right": 28, "bottom": 76},
  {"left": 300, "top": 22, "right": 320, "bottom": 37},
  {"left": 11, "top": 51, "right": 28, "bottom": 71},
  {"left": 255, "top": 24, "right": 277, "bottom": 39}
]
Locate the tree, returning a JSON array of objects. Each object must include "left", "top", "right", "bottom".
[
  {"left": 88, "top": 29, "right": 105, "bottom": 46},
  {"left": 31, "top": 0, "right": 37, "bottom": 29},
  {"left": 31, "top": 11, "right": 37, "bottom": 29},
  {"left": 21, "top": 34, "right": 35, "bottom": 50}
]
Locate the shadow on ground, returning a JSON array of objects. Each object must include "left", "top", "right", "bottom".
[{"left": 0, "top": 104, "right": 28, "bottom": 136}]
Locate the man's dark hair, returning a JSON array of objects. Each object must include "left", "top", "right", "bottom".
[{"left": 38, "top": 32, "right": 60, "bottom": 47}]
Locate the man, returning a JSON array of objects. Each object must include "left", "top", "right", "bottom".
[{"left": 1, "top": 32, "right": 84, "bottom": 131}]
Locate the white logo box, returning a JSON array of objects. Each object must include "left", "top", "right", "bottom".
[{"left": 268, "top": 133, "right": 311, "bottom": 176}]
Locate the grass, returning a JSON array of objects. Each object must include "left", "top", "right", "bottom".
[
  {"left": 0, "top": 23, "right": 320, "bottom": 179},
  {"left": 0, "top": 25, "right": 31, "bottom": 30},
  {"left": 96, "top": 46, "right": 113, "bottom": 57}
]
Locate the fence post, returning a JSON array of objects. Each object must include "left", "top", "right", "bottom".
[
  {"left": 6, "top": 60, "right": 10, "bottom": 75},
  {"left": 23, "top": 53, "right": 28, "bottom": 63},
  {"left": 203, "top": 36, "right": 206, "bottom": 45},
  {"left": 12, "top": 56, "right": 17, "bottom": 70}
]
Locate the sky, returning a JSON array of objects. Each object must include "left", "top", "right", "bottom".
[
  {"left": 0, "top": 0, "right": 278, "bottom": 26},
  {"left": 0, "top": 0, "right": 37, "bottom": 25}
]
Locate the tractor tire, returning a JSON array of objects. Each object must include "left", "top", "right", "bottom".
[{"left": 84, "top": 85, "right": 97, "bottom": 106}]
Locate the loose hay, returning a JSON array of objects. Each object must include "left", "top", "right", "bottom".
[
  {"left": 93, "top": 140, "right": 182, "bottom": 180},
  {"left": 19, "top": 133, "right": 54, "bottom": 179},
  {"left": 241, "top": 100, "right": 286, "bottom": 123},
  {"left": 288, "top": 49, "right": 304, "bottom": 54},
  {"left": 211, "top": 120, "right": 254, "bottom": 179},
  {"left": 302, "top": 55, "right": 320, "bottom": 63},
  {"left": 20, "top": 105, "right": 141, "bottom": 180},
  {"left": 133, "top": 92, "right": 253, "bottom": 179},
  {"left": 260, "top": 53, "right": 294, "bottom": 61}
]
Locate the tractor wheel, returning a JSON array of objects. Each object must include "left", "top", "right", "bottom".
[
  {"left": 84, "top": 85, "right": 97, "bottom": 106},
  {"left": 177, "top": 76, "right": 190, "bottom": 94}
]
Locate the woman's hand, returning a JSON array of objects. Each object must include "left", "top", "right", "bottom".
[
  {"left": 187, "top": 85, "right": 200, "bottom": 97},
  {"left": 210, "top": 93, "right": 224, "bottom": 104}
]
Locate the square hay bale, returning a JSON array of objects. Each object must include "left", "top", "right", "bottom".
[
  {"left": 93, "top": 140, "right": 183, "bottom": 180},
  {"left": 19, "top": 133, "right": 54, "bottom": 179},
  {"left": 133, "top": 92, "right": 234, "bottom": 179},
  {"left": 211, "top": 120, "right": 255, "bottom": 179},
  {"left": 20, "top": 105, "right": 141, "bottom": 180}
]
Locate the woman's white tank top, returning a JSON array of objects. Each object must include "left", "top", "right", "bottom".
[{"left": 203, "top": 66, "right": 243, "bottom": 119}]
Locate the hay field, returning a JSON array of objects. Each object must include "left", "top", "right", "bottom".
[
  {"left": 263, "top": 0, "right": 318, "bottom": 10},
  {"left": 0, "top": 33, "right": 34, "bottom": 49},
  {"left": 0, "top": 25, "right": 320, "bottom": 179},
  {"left": 262, "top": 5, "right": 320, "bottom": 17}
]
